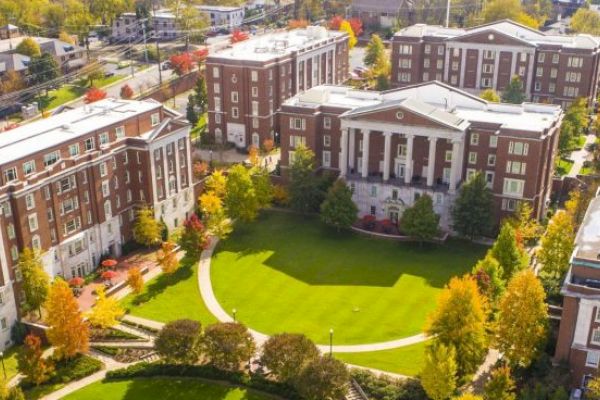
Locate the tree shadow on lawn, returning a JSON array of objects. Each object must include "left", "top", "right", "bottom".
[
  {"left": 215, "top": 211, "right": 487, "bottom": 289},
  {"left": 120, "top": 378, "right": 265, "bottom": 400},
  {"left": 128, "top": 256, "right": 197, "bottom": 307}
]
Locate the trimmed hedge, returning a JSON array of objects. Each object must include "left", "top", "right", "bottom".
[
  {"left": 106, "top": 362, "right": 301, "bottom": 399},
  {"left": 351, "top": 369, "right": 427, "bottom": 400},
  {"left": 21, "top": 354, "right": 104, "bottom": 391}
]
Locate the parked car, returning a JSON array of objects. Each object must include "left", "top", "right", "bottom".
[
  {"left": 161, "top": 61, "right": 172, "bottom": 70},
  {"left": 353, "top": 66, "right": 369, "bottom": 77}
]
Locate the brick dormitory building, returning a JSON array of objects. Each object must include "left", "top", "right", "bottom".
[
  {"left": 279, "top": 81, "right": 562, "bottom": 229},
  {"left": 205, "top": 26, "right": 350, "bottom": 150},
  {"left": 391, "top": 20, "right": 600, "bottom": 108},
  {"left": 0, "top": 98, "right": 195, "bottom": 349}
]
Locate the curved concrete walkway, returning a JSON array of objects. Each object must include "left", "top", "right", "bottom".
[{"left": 198, "top": 238, "right": 429, "bottom": 353}]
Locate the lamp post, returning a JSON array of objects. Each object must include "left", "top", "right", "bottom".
[
  {"left": 0, "top": 351, "right": 6, "bottom": 379},
  {"left": 232, "top": 308, "right": 237, "bottom": 322},
  {"left": 329, "top": 328, "right": 334, "bottom": 357}
]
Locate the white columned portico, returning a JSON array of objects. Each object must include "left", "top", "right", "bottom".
[
  {"left": 348, "top": 128, "right": 356, "bottom": 170},
  {"left": 449, "top": 138, "right": 462, "bottom": 192},
  {"left": 404, "top": 134, "right": 414, "bottom": 184},
  {"left": 427, "top": 137, "right": 437, "bottom": 186},
  {"left": 361, "top": 130, "right": 370, "bottom": 178},
  {"left": 525, "top": 51, "right": 535, "bottom": 98},
  {"left": 340, "top": 128, "right": 349, "bottom": 177},
  {"left": 383, "top": 132, "right": 392, "bottom": 181},
  {"left": 475, "top": 49, "right": 484, "bottom": 89}
]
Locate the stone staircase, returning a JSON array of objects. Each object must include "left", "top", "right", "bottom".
[
  {"left": 346, "top": 379, "right": 369, "bottom": 400},
  {"left": 140, "top": 351, "right": 160, "bottom": 363}
]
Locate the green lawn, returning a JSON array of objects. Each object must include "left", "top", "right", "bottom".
[
  {"left": 555, "top": 157, "right": 574, "bottom": 176},
  {"left": 3, "top": 345, "right": 20, "bottom": 381},
  {"left": 120, "top": 256, "right": 217, "bottom": 326},
  {"left": 335, "top": 341, "right": 429, "bottom": 376},
  {"left": 63, "top": 378, "right": 272, "bottom": 400},
  {"left": 211, "top": 211, "right": 486, "bottom": 345},
  {"left": 37, "top": 75, "right": 124, "bottom": 111}
]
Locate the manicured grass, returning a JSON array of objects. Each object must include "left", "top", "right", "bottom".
[
  {"left": 120, "top": 256, "right": 217, "bottom": 326},
  {"left": 555, "top": 157, "right": 574, "bottom": 176},
  {"left": 37, "top": 75, "right": 124, "bottom": 110},
  {"left": 63, "top": 377, "right": 273, "bottom": 400},
  {"left": 3, "top": 344, "right": 21, "bottom": 381},
  {"left": 211, "top": 211, "right": 486, "bottom": 345},
  {"left": 335, "top": 341, "right": 429, "bottom": 376}
]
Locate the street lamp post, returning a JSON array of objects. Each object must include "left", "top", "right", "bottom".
[
  {"left": 329, "top": 328, "right": 334, "bottom": 357},
  {"left": 233, "top": 308, "right": 237, "bottom": 322}
]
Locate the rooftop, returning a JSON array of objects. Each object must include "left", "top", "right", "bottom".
[
  {"left": 395, "top": 19, "right": 600, "bottom": 50},
  {"left": 0, "top": 99, "right": 162, "bottom": 165},
  {"left": 573, "top": 195, "right": 600, "bottom": 267},
  {"left": 207, "top": 26, "right": 346, "bottom": 62},
  {"left": 0, "top": 36, "right": 84, "bottom": 56},
  {"left": 284, "top": 81, "right": 561, "bottom": 132},
  {"left": 198, "top": 5, "right": 244, "bottom": 11}
]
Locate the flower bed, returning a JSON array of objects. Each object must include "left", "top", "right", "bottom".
[{"left": 90, "top": 328, "right": 142, "bottom": 342}]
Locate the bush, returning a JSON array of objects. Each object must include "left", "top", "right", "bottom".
[
  {"left": 155, "top": 319, "right": 202, "bottom": 364},
  {"left": 351, "top": 369, "right": 427, "bottom": 400},
  {"left": 51, "top": 354, "right": 104, "bottom": 384},
  {"left": 272, "top": 185, "right": 290, "bottom": 207},
  {"left": 362, "top": 215, "right": 376, "bottom": 230}
]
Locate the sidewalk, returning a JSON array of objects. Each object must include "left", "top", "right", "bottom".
[{"left": 567, "top": 133, "right": 596, "bottom": 177}]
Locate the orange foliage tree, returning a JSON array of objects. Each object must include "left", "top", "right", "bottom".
[
  {"left": 17, "top": 334, "right": 53, "bottom": 386},
  {"left": 328, "top": 15, "right": 343, "bottom": 30},
  {"left": 45, "top": 279, "right": 89, "bottom": 359},
  {"left": 126, "top": 267, "right": 144, "bottom": 294},
  {"left": 288, "top": 19, "right": 309, "bottom": 29},
  {"left": 230, "top": 30, "right": 249, "bottom": 43},
  {"left": 170, "top": 52, "right": 195, "bottom": 76},
  {"left": 84, "top": 87, "right": 107, "bottom": 104},
  {"left": 329, "top": 16, "right": 363, "bottom": 37},
  {"left": 157, "top": 241, "right": 179, "bottom": 274},
  {"left": 120, "top": 84, "right": 134, "bottom": 99}
]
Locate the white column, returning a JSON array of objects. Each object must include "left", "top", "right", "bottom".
[
  {"left": 340, "top": 128, "right": 349, "bottom": 177},
  {"left": 459, "top": 47, "right": 466, "bottom": 87},
  {"left": 510, "top": 51, "right": 517, "bottom": 79},
  {"left": 449, "top": 139, "right": 462, "bottom": 192},
  {"left": 492, "top": 50, "right": 500, "bottom": 89},
  {"left": 325, "top": 51, "right": 329, "bottom": 84},
  {"left": 383, "top": 132, "right": 392, "bottom": 181},
  {"left": 444, "top": 47, "right": 451, "bottom": 82},
  {"left": 303, "top": 60, "right": 307, "bottom": 91},
  {"left": 361, "top": 131, "right": 370, "bottom": 178},
  {"left": 348, "top": 128, "right": 356, "bottom": 170},
  {"left": 404, "top": 134, "right": 414, "bottom": 184},
  {"left": 174, "top": 142, "right": 181, "bottom": 192},
  {"left": 296, "top": 59, "right": 300, "bottom": 93},
  {"left": 475, "top": 49, "right": 483, "bottom": 89},
  {"left": 427, "top": 137, "right": 437, "bottom": 187},
  {"left": 525, "top": 51, "right": 534, "bottom": 99}
]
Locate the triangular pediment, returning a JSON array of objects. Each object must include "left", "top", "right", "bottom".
[{"left": 449, "top": 28, "right": 536, "bottom": 48}]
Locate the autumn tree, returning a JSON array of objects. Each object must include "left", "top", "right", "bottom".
[
  {"left": 202, "top": 322, "right": 256, "bottom": 371},
  {"left": 294, "top": 356, "right": 349, "bottom": 400},
  {"left": 538, "top": 210, "right": 575, "bottom": 295},
  {"left": 565, "top": 187, "right": 592, "bottom": 228},
  {"left": 480, "top": 89, "right": 500, "bottom": 102},
  {"left": 205, "top": 170, "right": 227, "bottom": 198},
  {"left": 248, "top": 146, "right": 260, "bottom": 167},
  {"left": 587, "top": 376, "right": 600, "bottom": 400},
  {"left": 481, "top": 0, "right": 540, "bottom": 28},
  {"left": 18, "top": 248, "right": 49, "bottom": 318},
  {"left": 87, "top": 286, "right": 124, "bottom": 329},
  {"left": 289, "top": 145, "right": 322, "bottom": 214},
  {"left": 45, "top": 279, "right": 89, "bottom": 359},
  {"left": 426, "top": 275, "right": 487, "bottom": 377},
  {"left": 262, "top": 138, "right": 274, "bottom": 153},
  {"left": 178, "top": 214, "right": 208, "bottom": 258},
  {"left": 502, "top": 75, "right": 526, "bottom": 104},
  {"left": 472, "top": 252, "right": 505, "bottom": 306},
  {"left": 401, "top": 194, "right": 440, "bottom": 243},
  {"left": 126, "top": 267, "right": 144, "bottom": 294},
  {"left": 421, "top": 342, "right": 458, "bottom": 400},
  {"left": 16, "top": 37, "right": 41, "bottom": 57},
  {"left": 364, "top": 34, "right": 390, "bottom": 88},
  {"left": 155, "top": 319, "right": 203, "bottom": 364},
  {"left": 157, "top": 241, "right": 179, "bottom": 274},
  {"left": 497, "top": 270, "right": 547, "bottom": 367},
  {"left": 0, "top": 70, "right": 24, "bottom": 95},
  {"left": 224, "top": 164, "right": 260, "bottom": 222},
  {"left": 570, "top": 8, "right": 600, "bottom": 35},
  {"left": 484, "top": 365, "right": 516, "bottom": 400},
  {"left": 455, "top": 395, "right": 483, "bottom": 400},
  {"left": 252, "top": 167, "right": 273, "bottom": 210},
  {"left": 452, "top": 172, "right": 493, "bottom": 239},
  {"left": 58, "top": 31, "right": 75, "bottom": 45},
  {"left": 167, "top": 0, "right": 207, "bottom": 50},
  {"left": 199, "top": 191, "right": 232, "bottom": 239},
  {"left": 320, "top": 179, "right": 357, "bottom": 231},
  {"left": 84, "top": 87, "right": 107, "bottom": 104},
  {"left": 261, "top": 333, "right": 319, "bottom": 384},
  {"left": 17, "top": 334, "right": 53, "bottom": 386},
  {"left": 169, "top": 52, "right": 194, "bottom": 76},
  {"left": 339, "top": 20, "right": 357, "bottom": 49},
  {"left": 133, "top": 207, "right": 161, "bottom": 247},
  {"left": 507, "top": 202, "right": 542, "bottom": 244},
  {"left": 490, "top": 222, "right": 528, "bottom": 280},
  {"left": 120, "top": 84, "right": 134, "bottom": 99}
]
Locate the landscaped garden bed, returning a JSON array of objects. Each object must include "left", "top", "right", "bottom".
[
  {"left": 90, "top": 327, "right": 142, "bottom": 342},
  {"left": 92, "top": 346, "right": 155, "bottom": 363}
]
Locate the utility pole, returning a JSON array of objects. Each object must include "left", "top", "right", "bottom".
[
  {"left": 445, "top": 0, "right": 451, "bottom": 27},
  {"left": 152, "top": 3, "right": 163, "bottom": 85},
  {"left": 141, "top": 18, "right": 149, "bottom": 65},
  {"left": 128, "top": 35, "right": 135, "bottom": 77}
]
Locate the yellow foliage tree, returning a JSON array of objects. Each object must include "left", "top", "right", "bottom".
[
  {"left": 426, "top": 275, "right": 488, "bottom": 377},
  {"left": 538, "top": 210, "right": 575, "bottom": 293},
  {"left": 497, "top": 270, "right": 547, "bottom": 367},
  {"left": 480, "top": 89, "right": 500, "bottom": 103},
  {"left": 339, "top": 20, "right": 357, "bottom": 49},
  {"left": 421, "top": 342, "right": 458, "bottom": 400},
  {"left": 126, "top": 267, "right": 144, "bottom": 294},
  {"left": 58, "top": 31, "right": 75, "bottom": 45},
  {"left": 508, "top": 202, "right": 542, "bottom": 244},
  {"left": 87, "top": 286, "right": 124, "bottom": 329},
  {"left": 199, "top": 192, "right": 223, "bottom": 216},
  {"left": 454, "top": 395, "right": 483, "bottom": 400},
  {"left": 205, "top": 170, "right": 227, "bottom": 198},
  {"left": 133, "top": 207, "right": 161, "bottom": 247},
  {"left": 157, "top": 241, "right": 179, "bottom": 274},
  {"left": 248, "top": 145, "right": 260, "bottom": 167},
  {"left": 45, "top": 279, "right": 89, "bottom": 360}
]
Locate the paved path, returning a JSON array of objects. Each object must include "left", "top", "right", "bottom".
[
  {"left": 568, "top": 133, "right": 596, "bottom": 177},
  {"left": 121, "top": 315, "right": 165, "bottom": 331},
  {"left": 197, "top": 238, "right": 429, "bottom": 353}
]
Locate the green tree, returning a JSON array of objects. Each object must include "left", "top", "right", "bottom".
[
  {"left": 28, "top": 53, "right": 60, "bottom": 91},
  {"left": 364, "top": 34, "right": 386, "bottom": 68},
  {"left": 538, "top": 210, "right": 575, "bottom": 295},
  {"left": 421, "top": 342, "right": 458, "bottom": 400},
  {"left": 401, "top": 194, "right": 440, "bottom": 243},
  {"left": 224, "top": 164, "right": 260, "bottom": 222},
  {"left": 155, "top": 319, "right": 203, "bottom": 364},
  {"left": 252, "top": 167, "right": 273, "bottom": 210},
  {"left": 186, "top": 94, "right": 198, "bottom": 125},
  {"left": 563, "top": 98, "right": 589, "bottom": 137},
  {"left": 320, "top": 179, "right": 357, "bottom": 231},
  {"left": 17, "top": 334, "right": 53, "bottom": 386},
  {"left": 18, "top": 248, "right": 49, "bottom": 318},
  {"left": 167, "top": 0, "right": 207, "bottom": 50},
  {"left": 202, "top": 322, "right": 256, "bottom": 371},
  {"left": 451, "top": 172, "right": 493, "bottom": 239},
  {"left": 87, "top": 68, "right": 104, "bottom": 87},
  {"left": 497, "top": 270, "right": 547, "bottom": 367},
  {"left": 289, "top": 145, "right": 322, "bottom": 214},
  {"left": 133, "top": 207, "right": 161, "bottom": 247},
  {"left": 570, "top": 8, "right": 600, "bottom": 35},
  {"left": 193, "top": 74, "right": 208, "bottom": 114},
  {"left": 88, "top": 0, "right": 130, "bottom": 25},
  {"left": 502, "top": 75, "right": 526, "bottom": 104},
  {"left": 260, "top": 333, "right": 319, "bottom": 384},
  {"left": 294, "top": 356, "right": 349, "bottom": 400},
  {"left": 16, "top": 37, "right": 41, "bottom": 57},
  {"left": 426, "top": 275, "right": 487, "bottom": 377},
  {"left": 480, "top": 89, "right": 500, "bottom": 102},
  {"left": 484, "top": 365, "right": 516, "bottom": 400},
  {"left": 471, "top": 252, "right": 505, "bottom": 305},
  {"left": 490, "top": 222, "right": 528, "bottom": 280},
  {"left": 507, "top": 202, "right": 542, "bottom": 244}
]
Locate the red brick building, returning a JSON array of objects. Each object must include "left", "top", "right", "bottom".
[
  {"left": 555, "top": 193, "right": 600, "bottom": 388},
  {"left": 205, "top": 26, "right": 350, "bottom": 150},
  {"left": 391, "top": 20, "right": 600, "bottom": 108},
  {"left": 279, "top": 81, "right": 562, "bottom": 228}
]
